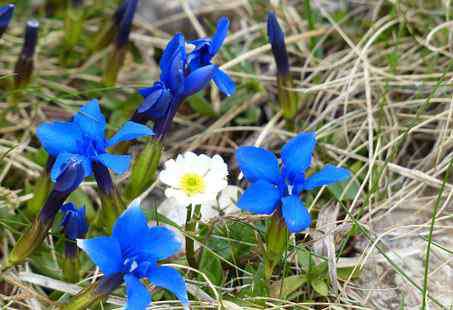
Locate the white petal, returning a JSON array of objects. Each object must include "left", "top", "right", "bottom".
[{"left": 158, "top": 197, "right": 187, "bottom": 226}]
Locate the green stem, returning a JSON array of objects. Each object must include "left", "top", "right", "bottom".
[
  {"left": 185, "top": 204, "right": 201, "bottom": 269},
  {"left": 264, "top": 208, "right": 288, "bottom": 281}
]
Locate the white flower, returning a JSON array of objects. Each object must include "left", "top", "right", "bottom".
[{"left": 159, "top": 152, "right": 229, "bottom": 206}]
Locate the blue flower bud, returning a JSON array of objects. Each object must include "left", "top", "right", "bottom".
[
  {"left": 0, "top": 4, "right": 15, "bottom": 38},
  {"left": 53, "top": 158, "right": 85, "bottom": 194},
  {"left": 61, "top": 203, "right": 89, "bottom": 241},
  {"left": 92, "top": 160, "right": 114, "bottom": 195},
  {"left": 267, "top": 12, "right": 289, "bottom": 75},
  {"left": 22, "top": 19, "right": 39, "bottom": 59},
  {"left": 115, "top": 0, "right": 138, "bottom": 49}
]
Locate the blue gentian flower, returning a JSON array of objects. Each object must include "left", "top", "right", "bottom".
[
  {"left": 0, "top": 4, "right": 14, "bottom": 38},
  {"left": 77, "top": 201, "right": 188, "bottom": 309},
  {"left": 236, "top": 132, "right": 351, "bottom": 233},
  {"left": 21, "top": 20, "right": 39, "bottom": 58},
  {"left": 36, "top": 99, "right": 154, "bottom": 183},
  {"left": 187, "top": 16, "right": 236, "bottom": 96},
  {"left": 134, "top": 33, "right": 216, "bottom": 137},
  {"left": 267, "top": 12, "right": 289, "bottom": 75},
  {"left": 61, "top": 203, "right": 89, "bottom": 241}
]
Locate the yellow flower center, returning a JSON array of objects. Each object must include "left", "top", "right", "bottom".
[{"left": 179, "top": 173, "right": 205, "bottom": 196}]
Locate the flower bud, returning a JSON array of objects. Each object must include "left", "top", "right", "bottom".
[
  {"left": 0, "top": 4, "right": 15, "bottom": 38},
  {"left": 14, "top": 20, "right": 39, "bottom": 89}
]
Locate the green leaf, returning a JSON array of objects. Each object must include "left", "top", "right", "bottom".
[
  {"left": 311, "top": 278, "right": 329, "bottom": 297},
  {"left": 198, "top": 248, "right": 223, "bottom": 286},
  {"left": 328, "top": 177, "right": 360, "bottom": 201},
  {"left": 270, "top": 275, "right": 307, "bottom": 299},
  {"left": 296, "top": 246, "right": 315, "bottom": 272},
  {"left": 188, "top": 93, "right": 217, "bottom": 117},
  {"left": 337, "top": 266, "right": 362, "bottom": 281}
]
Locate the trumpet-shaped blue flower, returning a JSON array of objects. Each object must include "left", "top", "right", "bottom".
[
  {"left": 36, "top": 100, "right": 154, "bottom": 182},
  {"left": 188, "top": 16, "right": 236, "bottom": 96},
  {"left": 0, "top": 4, "right": 14, "bottom": 37},
  {"left": 135, "top": 33, "right": 216, "bottom": 136},
  {"left": 236, "top": 132, "right": 351, "bottom": 233},
  {"left": 61, "top": 203, "right": 89, "bottom": 240},
  {"left": 77, "top": 201, "right": 188, "bottom": 310}
]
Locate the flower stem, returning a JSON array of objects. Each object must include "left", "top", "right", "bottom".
[
  {"left": 60, "top": 273, "right": 123, "bottom": 310},
  {"left": 126, "top": 138, "right": 162, "bottom": 202},
  {"left": 185, "top": 204, "right": 201, "bottom": 269},
  {"left": 264, "top": 208, "right": 288, "bottom": 281},
  {"left": 62, "top": 240, "right": 80, "bottom": 283},
  {"left": 4, "top": 189, "right": 69, "bottom": 269}
]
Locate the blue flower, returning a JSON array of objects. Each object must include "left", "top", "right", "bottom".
[
  {"left": 36, "top": 99, "right": 154, "bottom": 182},
  {"left": 188, "top": 16, "right": 236, "bottom": 96},
  {"left": 77, "top": 201, "right": 188, "bottom": 310},
  {"left": 267, "top": 12, "right": 289, "bottom": 75},
  {"left": 236, "top": 132, "right": 351, "bottom": 233},
  {"left": 135, "top": 33, "right": 216, "bottom": 136},
  {"left": 60, "top": 203, "right": 89, "bottom": 240},
  {"left": 0, "top": 4, "right": 15, "bottom": 37}
]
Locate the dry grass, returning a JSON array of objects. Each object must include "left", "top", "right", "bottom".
[{"left": 1, "top": 0, "right": 453, "bottom": 309}]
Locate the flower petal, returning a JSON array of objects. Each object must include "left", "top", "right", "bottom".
[
  {"left": 77, "top": 237, "right": 122, "bottom": 276},
  {"left": 281, "top": 132, "right": 316, "bottom": 182},
  {"left": 36, "top": 121, "right": 82, "bottom": 156},
  {"left": 147, "top": 266, "right": 189, "bottom": 308},
  {"left": 137, "top": 84, "right": 172, "bottom": 119},
  {"left": 52, "top": 157, "right": 85, "bottom": 193},
  {"left": 112, "top": 200, "right": 150, "bottom": 256},
  {"left": 236, "top": 146, "right": 280, "bottom": 183},
  {"left": 213, "top": 68, "right": 236, "bottom": 96},
  {"left": 160, "top": 33, "right": 185, "bottom": 74},
  {"left": 107, "top": 121, "right": 154, "bottom": 147},
  {"left": 124, "top": 274, "right": 152, "bottom": 310},
  {"left": 302, "top": 164, "right": 351, "bottom": 191},
  {"left": 50, "top": 152, "right": 91, "bottom": 181},
  {"left": 73, "top": 99, "right": 106, "bottom": 141},
  {"left": 182, "top": 64, "right": 216, "bottom": 97},
  {"left": 210, "top": 16, "right": 229, "bottom": 55},
  {"left": 281, "top": 195, "right": 311, "bottom": 233},
  {"left": 96, "top": 153, "right": 131, "bottom": 175},
  {"left": 144, "top": 226, "right": 182, "bottom": 260},
  {"left": 237, "top": 180, "right": 281, "bottom": 215}
]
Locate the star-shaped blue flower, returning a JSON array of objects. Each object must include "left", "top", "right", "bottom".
[
  {"left": 60, "top": 203, "right": 89, "bottom": 240},
  {"left": 236, "top": 132, "right": 351, "bottom": 233},
  {"left": 36, "top": 99, "right": 154, "bottom": 182},
  {"left": 188, "top": 16, "right": 236, "bottom": 96},
  {"left": 77, "top": 201, "right": 188, "bottom": 310}
]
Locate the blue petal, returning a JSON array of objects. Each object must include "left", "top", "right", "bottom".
[
  {"left": 281, "top": 132, "right": 316, "bottom": 182},
  {"left": 137, "top": 83, "right": 172, "bottom": 119},
  {"left": 213, "top": 68, "right": 236, "bottom": 96},
  {"left": 73, "top": 100, "right": 106, "bottom": 141},
  {"left": 146, "top": 266, "right": 189, "bottom": 308},
  {"left": 50, "top": 152, "right": 92, "bottom": 182},
  {"left": 160, "top": 33, "right": 185, "bottom": 74},
  {"left": 182, "top": 64, "right": 216, "bottom": 97},
  {"left": 302, "top": 164, "right": 351, "bottom": 191},
  {"left": 95, "top": 153, "right": 131, "bottom": 175},
  {"left": 237, "top": 180, "right": 281, "bottom": 215},
  {"left": 210, "top": 16, "right": 229, "bottom": 55},
  {"left": 113, "top": 201, "right": 182, "bottom": 261},
  {"left": 281, "top": 195, "right": 311, "bottom": 233},
  {"left": 166, "top": 47, "right": 186, "bottom": 94},
  {"left": 124, "top": 274, "right": 152, "bottom": 310},
  {"left": 77, "top": 236, "right": 122, "bottom": 276},
  {"left": 36, "top": 121, "right": 82, "bottom": 156},
  {"left": 236, "top": 146, "right": 280, "bottom": 183},
  {"left": 112, "top": 201, "right": 150, "bottom": 256},
  {"left": 107, "top": 121, "right": 154, "bottom": 147}
]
